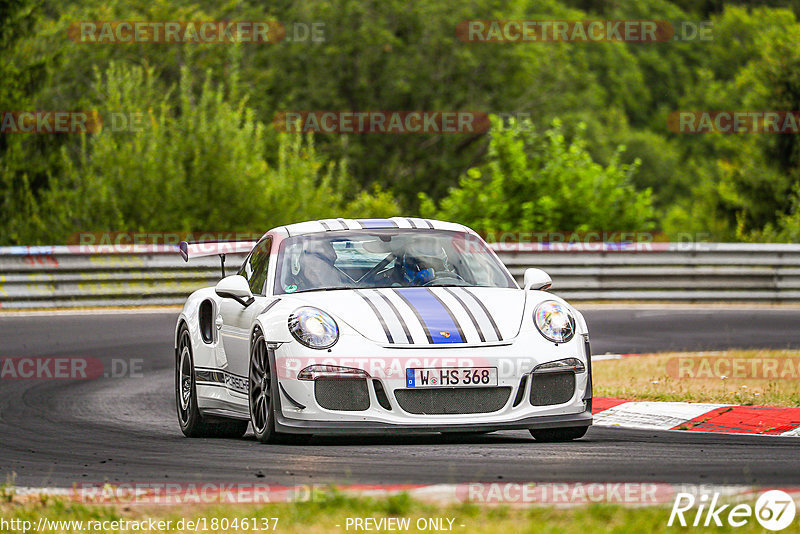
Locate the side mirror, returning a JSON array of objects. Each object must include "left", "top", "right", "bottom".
[
  {"left": 523, "top": 268, "right": 552, "bottom": 291},
  {"left": 215, "top": 275, "right": 254, "bottom": 307}
]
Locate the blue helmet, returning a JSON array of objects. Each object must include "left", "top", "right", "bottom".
[{"left": 401, "top": 242, "right": 449, "bottom": 285}]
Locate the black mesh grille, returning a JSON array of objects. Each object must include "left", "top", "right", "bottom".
[
  {"left": 394, "top": 387, "right": 511, "bottom": 415},
  {"left": 315, "top": 379, "right": 370, "bottom": 411},
  {"left": 372, "top": 380, "right": 392, "bottom": 410},
  {"left": 530, "top": 372, "right": 576, "bottom": 406}
]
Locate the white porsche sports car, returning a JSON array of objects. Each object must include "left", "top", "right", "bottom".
[{"left": 175, "top": 218, "right": 593, "bottom": 443}]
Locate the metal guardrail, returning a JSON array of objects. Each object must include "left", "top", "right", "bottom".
[
  {"left": 496, "top": 243, "right": 800, "bottom": 302},
  {"left": 0, "top": 243, "right": 799, "bottom": 309}
]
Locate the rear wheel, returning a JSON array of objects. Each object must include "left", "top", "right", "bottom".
[
  {"left": 176, "top": 324, "right": 248, "bottom": 438},
  {"left": 529, "top": 426, "right": 589, "bottom": 442}
]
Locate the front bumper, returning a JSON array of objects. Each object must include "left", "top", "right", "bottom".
[
  {"left": 270, "top": 330, "right": 593, "bottom": 435},
  {"left": 273, "top": 406, "right": 593, "bottom": 435}
]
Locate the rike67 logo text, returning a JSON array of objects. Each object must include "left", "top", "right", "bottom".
[{"left": 669, "top": 490, "right": 796, "bottom": 531}]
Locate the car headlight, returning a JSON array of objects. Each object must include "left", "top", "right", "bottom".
[
  {"left": 533, "top": 301, "right": 576, "bottom": 343},
  {"left": 288, "top": 307, "right": 339, "bottom": 349}
]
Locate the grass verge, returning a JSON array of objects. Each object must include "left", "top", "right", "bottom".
[
  {"left": 0, "top": 489, "right": 775, "bottom": 534},
  {"left": 593, "top": 349, "right": 800, "bottom": 406}
]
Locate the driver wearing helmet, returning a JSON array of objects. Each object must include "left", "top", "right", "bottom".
[{"left": 401, "top": 241, "right": 451, "bottom": 286}]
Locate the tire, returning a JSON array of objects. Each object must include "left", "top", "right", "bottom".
[
  {"left": 176, "top": 324, "right": 249, "bottom": 438},
  {"left": 529, "top": 426, "right": 589, "bottom": 442},
  {"left": 248, "top": 330, "right": 281, "bottom": 443},
  {"left": 248, "top": 330, "right": 313, "bottom": 445}
]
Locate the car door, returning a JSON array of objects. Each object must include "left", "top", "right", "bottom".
[{"left": 218, "top": 237, "right": 272, "bottom": 379}]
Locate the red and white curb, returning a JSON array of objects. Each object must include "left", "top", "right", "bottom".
[{"left": 593, "top": 397, "right": 800, "bottom": 436}]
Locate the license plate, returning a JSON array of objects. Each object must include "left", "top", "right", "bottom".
[{"left": 405, "top": 367, "right": 498, "bottom": 388}]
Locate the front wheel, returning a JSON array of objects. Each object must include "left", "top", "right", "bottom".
[
  {"left": 529, "top": 426, "right": 589, "bottom": 442},
  {"left": 248, "top": 332, "right": 314, "bottom": 445},
  {"left": 249, "top": 330, "right": 280, "bottom": 443}
]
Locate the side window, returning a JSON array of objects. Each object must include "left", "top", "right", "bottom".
[{"left": 239, "top": 238, "right": 271, "bottom": 295}]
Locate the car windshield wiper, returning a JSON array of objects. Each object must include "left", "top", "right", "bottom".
[{"left": 312, "top": 287, "right": 355, "bottom": 292}]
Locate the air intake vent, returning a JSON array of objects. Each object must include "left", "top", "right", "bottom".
[
  {"left": 530, "top": 372, "right": 575, "bottom": 406},
  {"left": 394, "top": 387, "right": 511, "bottom": 415},
  {"left": 315, "top": 379, "right": 370, "bottom": 411},
  {"left": 372, "top": 379, "right": 392, "bottom": 410},
  {"left": 512, "top": 375, "right": 528, "bottom": 407}
]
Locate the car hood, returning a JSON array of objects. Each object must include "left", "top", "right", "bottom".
[{"left": 285, "top": 287, "right": 529, "bottom": 346}]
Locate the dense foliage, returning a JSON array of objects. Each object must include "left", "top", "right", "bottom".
[
  {"left": 421, "top": 118, "right": 652, "bottom": 234},
  {"left": 2, "top": 0, "right": 799, "bottom": 243}
]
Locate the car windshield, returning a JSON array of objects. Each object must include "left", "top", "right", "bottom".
[{"left": 274, "top": 230, "right": 516, "bottom": 294}]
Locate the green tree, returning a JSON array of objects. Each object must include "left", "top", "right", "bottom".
[
  {"left": 422, "top": 117, "right": 653, "bottom": 234},
  {"left": 667, "top": 7, "right": 800, "bottom": 240},
  {"left": 16, "top": 62, "right": 396, "bottom": 243}
]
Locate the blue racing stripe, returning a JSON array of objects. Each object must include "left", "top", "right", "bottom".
[
  {"left": 394, "top": 288, "right": 464, "bottom": 344},
  {"left": 356, "top": 219, "right": 398, "bottom": 229}
]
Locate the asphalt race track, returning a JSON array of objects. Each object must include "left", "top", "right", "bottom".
[{"left": 1, "top": 308, "right": 798, "bottom": 488}]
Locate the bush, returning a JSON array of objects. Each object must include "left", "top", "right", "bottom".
[
  {"left": 422, "top": 117, "right": 653, "bottom": 234},
  {"left": 16, "top": 62, "right": 398, "bottom": 243}
]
